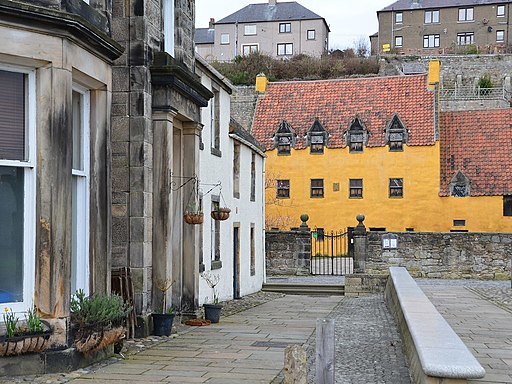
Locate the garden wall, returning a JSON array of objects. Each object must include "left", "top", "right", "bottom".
[
  {"left": 265, "top": 230, "right": 311, "bottom": 275},
  {"left": 366, "top": 232, "right": 512, "bottom": 279}
]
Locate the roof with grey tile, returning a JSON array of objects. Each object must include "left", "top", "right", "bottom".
[
  {"left": 251, "top": 75, "right": 436, "bottom": 151},
  {"left": 380, "top": 0, "right": 510, "bottom": 12},
  {"left": 230, "top": 118, "right": 266, "bottom": 155},
  {"left": 216, "top": 1, "right": 327, "bottom": 27},
  {"left": 439, "top": 109, "right": 512, "bottom": 196},
  {"left": 194, "top": 28, "right": 215, "bottom": 44}
]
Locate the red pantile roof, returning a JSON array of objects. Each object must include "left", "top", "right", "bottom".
[
  {"left": 440, "top": 109, "right": 512, "bottom": 196},
  {"left": 252, "top": 75, "right": 436, "bottom": 151}
]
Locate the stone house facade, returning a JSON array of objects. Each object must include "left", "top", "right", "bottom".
[
  {"left": 373, "top": 0, "right": 512, "bottom": 55},
  {"left": 110, "top": 0, "right": 216, "bottom": 331},
  {"left": 195, "top": 0, "right": 329, "bottom": 62},
  {"left": 0, "top": 0, "right": 122, "bottom": 348}
]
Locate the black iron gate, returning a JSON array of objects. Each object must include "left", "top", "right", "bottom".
[{"left": 311, "top": 228, "right": 354, "bottom": 275}]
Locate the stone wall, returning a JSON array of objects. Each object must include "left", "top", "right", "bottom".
[
  {"left": 231, "top": 86, "right": 259, "bottom": 131},
  {"left": 265, "top": 230, "right": 311, "bottom": 275},
  {"left": 381, "top": 54, "right": 512, "bottom": 89},
  {"left": 365, "top": 232, "right": 512, "bottom": 280}
]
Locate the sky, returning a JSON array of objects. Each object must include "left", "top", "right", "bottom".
[{"left": 195, "top": 0, "right": 393, "bottom": 50}]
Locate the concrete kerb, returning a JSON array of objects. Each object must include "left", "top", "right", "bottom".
[{"left": 385, "top": 267, "right": 486, "bottom": 384}]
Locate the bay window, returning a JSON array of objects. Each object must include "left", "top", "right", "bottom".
[{"left": 0, "top": 66, "right": 36, "bottom": 311}]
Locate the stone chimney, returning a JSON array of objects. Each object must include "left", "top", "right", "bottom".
[
  {"left": 269, "top": 0, "right": 277, "bottom": 5},
  {"left": 209, "top": 18, "right": 215, "bottom": 29}
]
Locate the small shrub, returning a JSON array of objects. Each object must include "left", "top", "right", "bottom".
[
  {"left": 478, "top": 74, "right": 493, "bottom": 89},
  {"left": 70, "top": 289, "right": 131, "bottom": 328}
]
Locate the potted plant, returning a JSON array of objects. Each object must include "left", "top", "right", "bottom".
[
  {"left": 70, "top": 289, "right": 131, "bottom": 356},
  {"left": 0, "top": 306, "right": 53, "bottom": 357},
  {"left": 184, "top": 203, "right": 203, "bottom": 225},
  {"left": 152, "top": 279, "right": 176, "bottom": 336},
  {"left": 201, "top": 272, "right": 222, "bottom": 323}
]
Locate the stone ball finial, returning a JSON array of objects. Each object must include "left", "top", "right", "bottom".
[
  {"left": 300, "top": 213, "right": 309, "bottom": 223},
  {"left": 356, "top": 214, "right": 365, "bottom": 224}
]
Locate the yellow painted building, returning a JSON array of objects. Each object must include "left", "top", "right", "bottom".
[{"left": 252, "top": 74, "right": 512, "bottom": 232}]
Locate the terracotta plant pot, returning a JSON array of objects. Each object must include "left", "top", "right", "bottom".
[{"left": 210, "top": 208, "right": 231, "bottom": 221}]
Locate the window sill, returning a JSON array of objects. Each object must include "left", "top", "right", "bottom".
[
  {"left": 211, "top": 260, "right": 223, "bottom": 270},
  {"left": 211, "top": 147, "right": 222, "bottom": 157}
]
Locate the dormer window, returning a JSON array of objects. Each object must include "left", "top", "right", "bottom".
[
  {"left": 450, "top": 171, "right": 470, "bottom": 197},
  {"left": 278, "top": 136, "right": 291, "bottom": 155},
  {"left": 306, "top": 118, "right": 328, "bottom": 154},
  {"left": 273, "top": 120, "right": 295, "bottom": 156},
  {"left": 346, "top": 117, "right": 368, "bottom": 153},
  {"left": 385, "top": 114, "right": 408, "bottom": 152}
]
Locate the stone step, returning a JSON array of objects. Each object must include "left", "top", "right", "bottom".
[{"left": 262, "top": 283, "right": 345, "bottom": 296}]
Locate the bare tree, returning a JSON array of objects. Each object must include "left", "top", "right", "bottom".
[
  {"left": 264, "top": 171, "right": 295, "bottom": 230},
  {"left": 353, "top": 36, "right": 370, "bottom": 58}
]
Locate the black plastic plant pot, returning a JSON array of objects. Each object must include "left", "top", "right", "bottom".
[
  {"left": 152, "top": 313, "right": 175, "bottom": 336},
  {"left": 203, "top": 304, "right": 222, "bottom": 323}
]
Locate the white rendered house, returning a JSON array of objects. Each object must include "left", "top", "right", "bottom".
[{"left": 196, "top": 55, "right": 266, "bottom": 304}]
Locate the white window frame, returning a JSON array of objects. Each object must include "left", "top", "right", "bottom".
[
  {"left": 395, "top": 12, "right": 403, "bottom": 24},
  {"left": 497, "top": 5, "right": 505, "bottom": 17},
  {"left": 395, "top": 36, "right": 403, "bottom": 47},
  {"left": 71, "top": 84, "right": 90, "bottom": 297},
  {"left": 424, "top": 10, "right": 439, "bottom": 24},
  {"left": 220, "top": 33, "right": 230, "bottom": 45},
  {"left": 458, "top": 8, "right": 474, "bottom": 22},
  {"left": 497, "top": 30, "right": 505, "bottom": 42},
  {"left": 244, "top": 25, "right": 257, "bottom": 36},
  {"left": 163, "top": 0, "right": 175, "bottom": 56},
  {"left": 0, "top": 64, "right": 36, "bottom": 313}
]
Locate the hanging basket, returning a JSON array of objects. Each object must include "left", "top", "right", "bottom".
[
  {"left": 211, "top": 207, "right": 231, "bottom": 221},
  {"left": 184, "top": 212, "right": 204, "bottom": 225}
]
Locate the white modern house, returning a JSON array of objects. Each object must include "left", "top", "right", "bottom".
[{"left": 196, "top": 55, "right": 266, "bottom": 304}]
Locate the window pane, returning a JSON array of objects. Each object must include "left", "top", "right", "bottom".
[
  {"left": 245, "top": 25, "right": 256, "bottom": 35},
  {"left": 307, "top": 30, "right": 315, "bottom": 40},
  {"left": 0, "top": 166, "right": 24, "bottom": 303},
  {"left": 221, "top": 33, "right": 229, "bottom": 44},
  {"left": 0, "top": 70, "right": 25, "bottom": 161},
  {"left": 425, "top": 11, "right": 432, "bottom": 23},
  {"left": 467, "top": 8, "right": 473, "bottom": 20},
  {"left": 72, "top": 91, "right": 83, "bottom": 170},
  {"left": 396, "top": 12, "right": 402, "bottom": 23},
  {"left": 498, "top": 5, "right": 505, "bottom": 16},
  {"left": 433, "top": 10, "right": 439, "bottom": 23}
]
